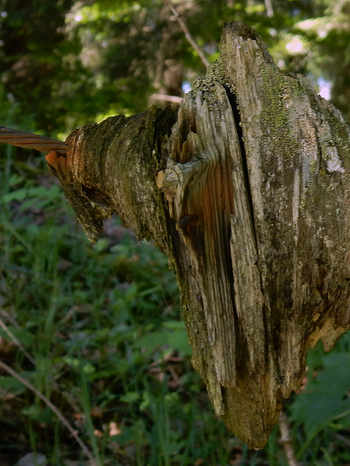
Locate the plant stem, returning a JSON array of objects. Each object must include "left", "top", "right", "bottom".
[{"left": 279, "top": 411, "right": 300, "bottom": 466}]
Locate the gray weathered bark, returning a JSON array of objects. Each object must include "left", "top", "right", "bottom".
[{"left": 48, "top": 23, "right": 350, "bottom": 448}]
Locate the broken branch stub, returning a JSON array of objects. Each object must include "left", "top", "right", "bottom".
[{"left": 54, "top": 23, "right": 350, "bottom": 448}]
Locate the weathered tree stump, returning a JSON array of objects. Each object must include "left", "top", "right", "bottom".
[{"left": 48, "top": 23, "right": 350, "bottom": 448}]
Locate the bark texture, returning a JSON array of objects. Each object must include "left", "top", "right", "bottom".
[{"left": 50, "top": 23, "right": 350, "bottom": 448}]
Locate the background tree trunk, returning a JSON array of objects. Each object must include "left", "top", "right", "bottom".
[{"left": 50, "top": 23, "right": 350, "bottom": 448}]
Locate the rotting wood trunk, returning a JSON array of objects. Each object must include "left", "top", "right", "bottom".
[{"left": 48, "top": 23, "right": 350, "bottom": 448}]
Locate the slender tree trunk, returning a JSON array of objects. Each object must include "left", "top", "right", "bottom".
[{"left": 49, "top": 23, "right": 350, "bottom": 448}]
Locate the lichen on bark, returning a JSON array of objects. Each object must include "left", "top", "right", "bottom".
[{"left": 51, "top": 23, "right": 350, "bottom": 448}]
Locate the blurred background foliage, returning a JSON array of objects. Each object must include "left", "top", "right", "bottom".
[{"left": 0, "top": 0, "right": 350, "bottom": 465}]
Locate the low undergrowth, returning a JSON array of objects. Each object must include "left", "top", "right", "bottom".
[{"left": 0, "top": 144, "right": 350, "bottom": 465}]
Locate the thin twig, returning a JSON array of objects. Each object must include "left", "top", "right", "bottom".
[
  {"left": 0, "top": 317, "right": 35, "bottom": 364},
  {"left": 0, "top": 311, "right": 81, "bottom": 413},
  {"left": 150, "top": 93, "right": 183, "bottom": 104},
  {"left": 0, "top": 308, "right": 20, "bottom": 328},
  {"left": 0, "top": 360, "right": 97, "bottom": 465},
  {"left": 279, "top": 411, "right": 300, "bottom": 466},
  {"left": 335, "top": 433, "right": 350, "bottom": 448},
  {"left": 166, "top": 1, "right": 209, "bottom": 68},
  {"left": 265, "top": 0, "right": 274, "bottom": 17}
]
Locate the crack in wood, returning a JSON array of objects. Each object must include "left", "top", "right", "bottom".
[{"left": 223, "top": 84, "right": 259, "bottom": 250}]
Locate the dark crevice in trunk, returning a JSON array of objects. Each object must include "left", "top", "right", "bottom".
[
  {"left": 223, "top": 84, "right": 269, "bottom": 369},
  {"left": 222, "top": 84, "right": 258, "bottom": 249}
]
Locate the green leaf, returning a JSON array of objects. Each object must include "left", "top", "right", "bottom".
[
  {"left": 0, "top": 375, "right": 27, "bottom": 395},
  {"left": 291, "top": 352, "right": 350, "bottom": 440},
  {"left": 94, "top": 238, "right": 110, "bottom": 252},
  {"left": 2, "top": 188, "right": 27, "bottom": 203},
  {"left": 0, "top": 326, "right": 34, "bottom": 348},
  {"left": 135, "top": 322, "right": 191, "bottom": 356},
  {"left": 120, "top": 391, "right": 140, "bottom": 403}
]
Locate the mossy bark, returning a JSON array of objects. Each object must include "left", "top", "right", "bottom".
[{"left": 50, "top": 23, "right": 350, "bottom": 448}]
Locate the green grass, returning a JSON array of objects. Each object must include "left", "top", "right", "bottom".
[{"left": 0, "top": 144, "right": 350, "bottom": 465}]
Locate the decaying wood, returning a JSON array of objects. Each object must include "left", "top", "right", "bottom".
[{"left": 48, "top": 23, "right": 350, "bottom": 448}]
